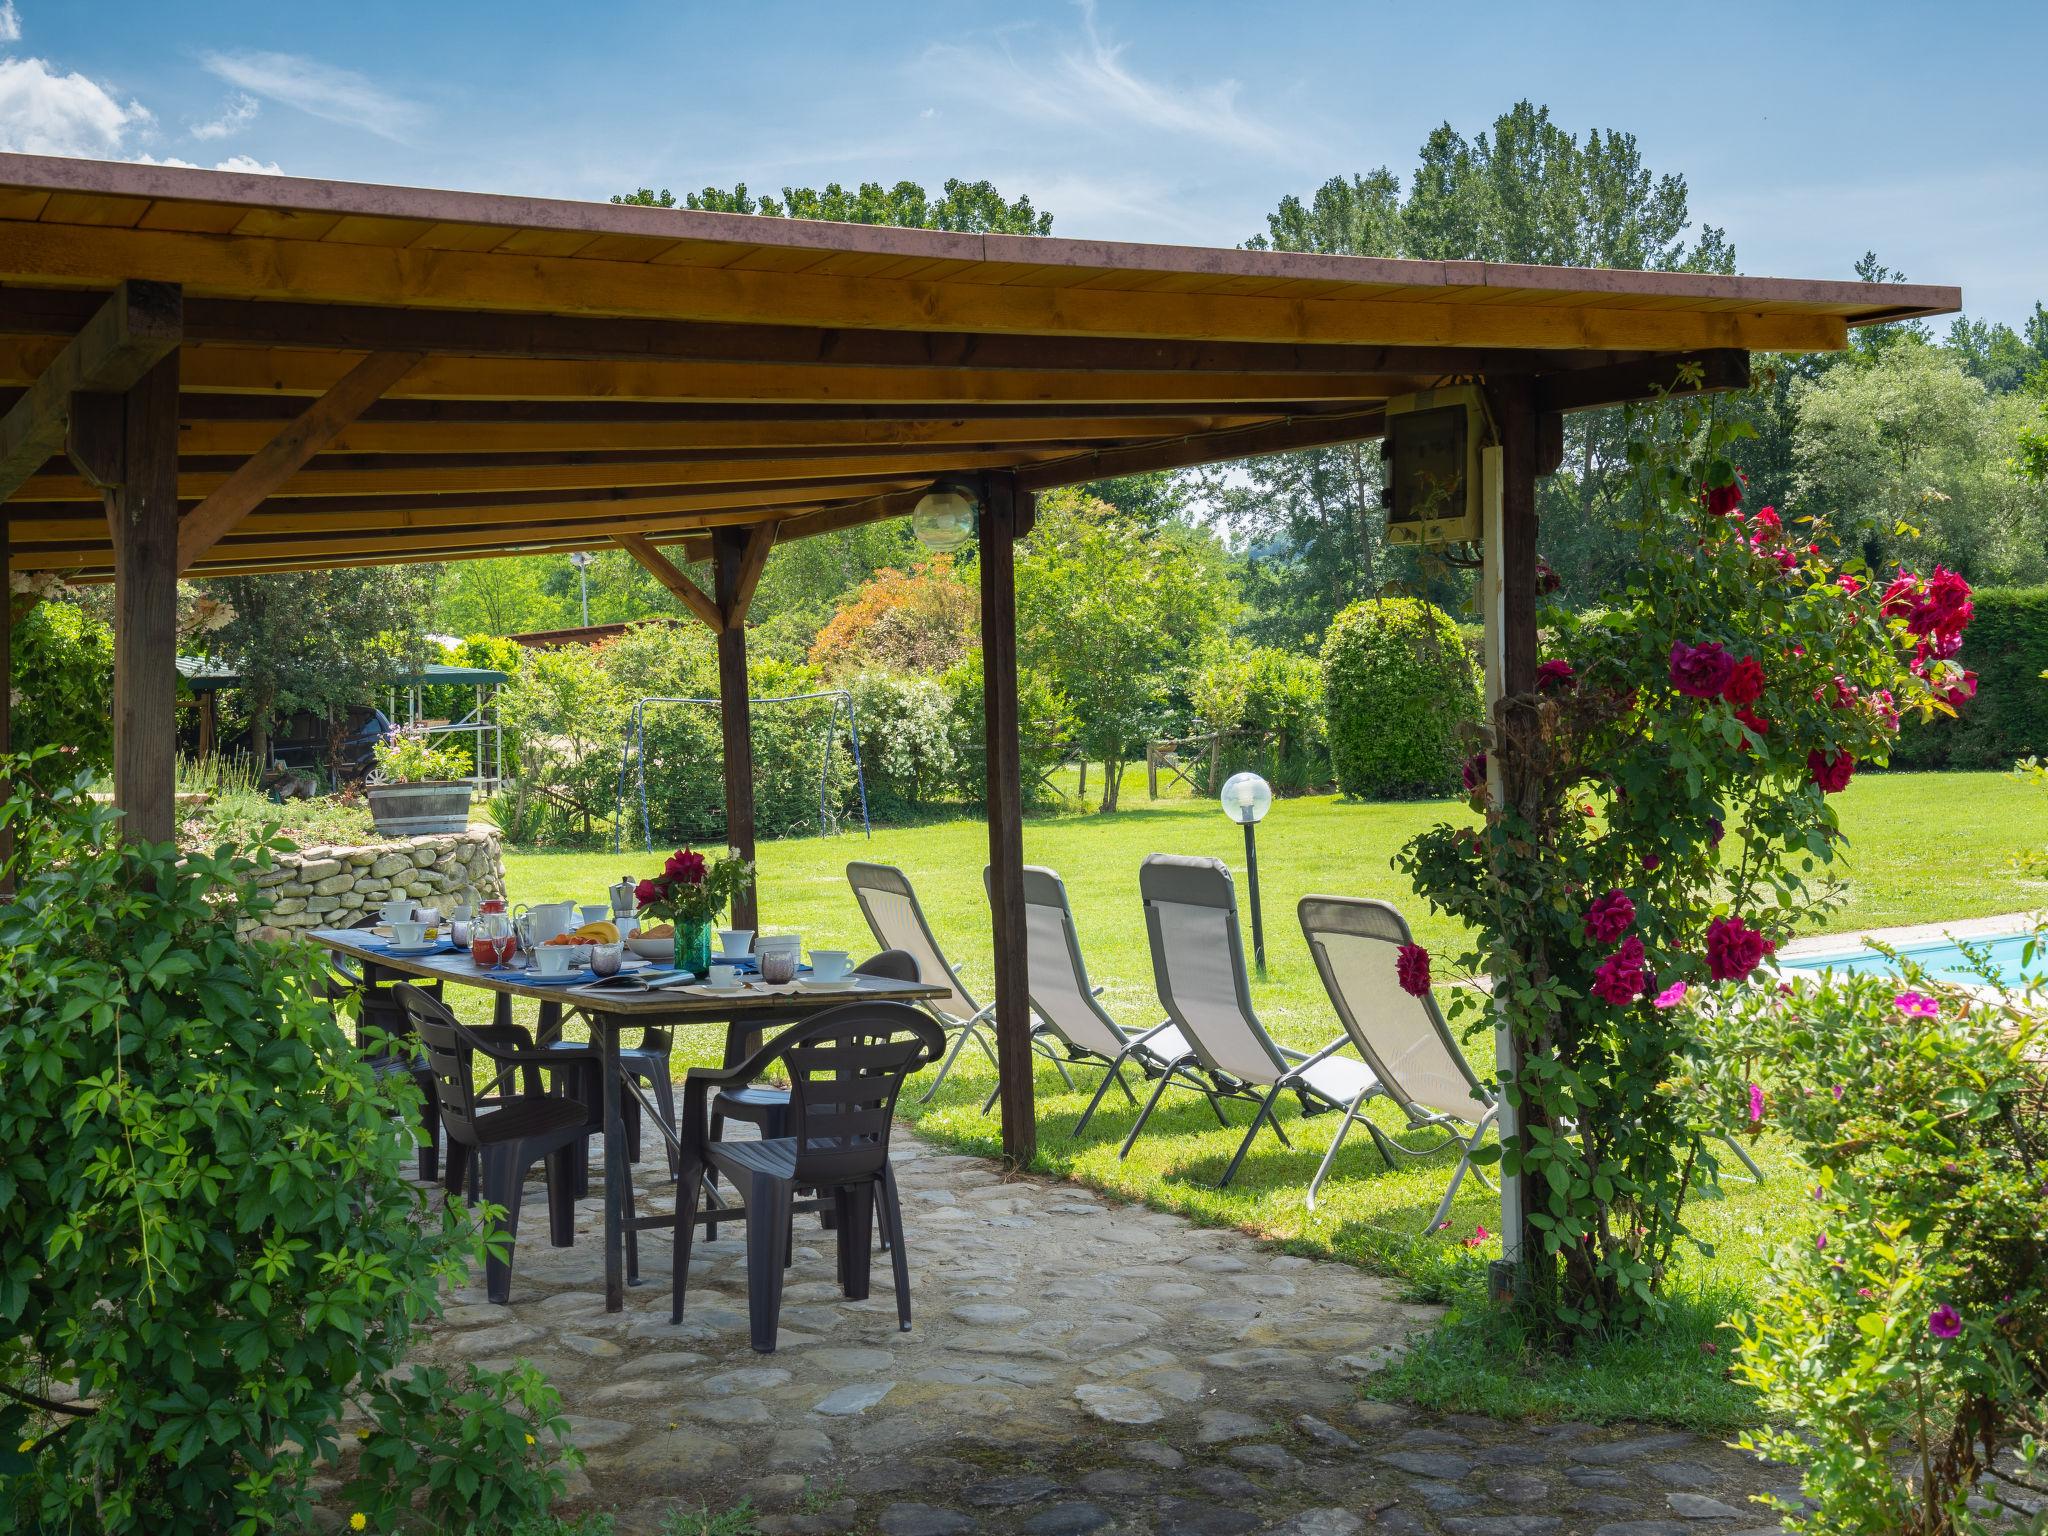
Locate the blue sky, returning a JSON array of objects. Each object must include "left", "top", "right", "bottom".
[{"left": 3, "top": 0, "right": 2042, "bottom": 326}]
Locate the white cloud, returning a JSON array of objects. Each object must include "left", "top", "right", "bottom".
[
  {"left": 0, "top": 54, "right": 152, "bottom": 157},
  {"left": 190, "top": 91, "right": 258, "bottom": 141},
  {"left": 0, "top": 4, "right": 19, "bottom": 45},
  {"left": 921, "top": 2, "right": 1288, "bottom": 157},
  {"left": 200, "top": 48, "right": 420, "bottom": 141},
  {"left": 213, "top": 152, "right": 282, "bottom": 175}
]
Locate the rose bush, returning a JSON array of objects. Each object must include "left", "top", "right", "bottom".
[
  {"left": 1686, "top": 951, "right": 2046, "bottom": 1536},
  {"left": 1394, "top": 388, "right": 1975, "bottom": 1334}
]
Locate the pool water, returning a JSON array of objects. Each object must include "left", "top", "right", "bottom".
[{"left": 1779, "top": 930, "right": 2041, "bottom": 988}]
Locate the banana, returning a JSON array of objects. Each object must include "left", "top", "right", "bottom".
[{"left": 571, "top": 920, "right": 619, "bottom": 942}]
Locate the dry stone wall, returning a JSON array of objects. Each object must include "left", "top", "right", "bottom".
[{"left": 241, "top": 826, "right": 505, "bottom": 937}]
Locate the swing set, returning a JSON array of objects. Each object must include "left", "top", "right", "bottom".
[{"left": 611, "top": 690, "right": 871, "bottom": 853}]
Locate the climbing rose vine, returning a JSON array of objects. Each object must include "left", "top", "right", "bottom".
[{"left": 1394, "top": 387, "right": 1975, "bottom": 1334}]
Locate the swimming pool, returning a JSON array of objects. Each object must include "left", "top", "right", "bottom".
[{"left": 1778, "top": 930, "right": 2042, "bottom": 988}]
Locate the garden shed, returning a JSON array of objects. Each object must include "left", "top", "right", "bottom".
[{"left": 0, "top": 152, "right": 1958, "bottom": 1272}]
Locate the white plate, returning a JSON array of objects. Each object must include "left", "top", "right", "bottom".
[
  {"left": 797, "top": 978, "right": 858, "bottom": 993},
  {"left": 686, "top": 983, "right": 751, "bottom": 997},
  {"left": 383, "top": 940, "right": 453, "bottom": 958}
]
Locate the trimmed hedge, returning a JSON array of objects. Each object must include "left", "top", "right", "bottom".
[
  {"left": 1320, "top": 595, "right": 1482, "bottom": 798},
  {"left": 1890, "top": 585, "right": 2048, "bottom": 770}
]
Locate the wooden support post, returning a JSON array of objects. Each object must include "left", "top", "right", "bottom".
[
  {"left": 711, "top": 525, "right": 759, "bottom": 933},
  {"left": 1484, "top": 376, "right": 1544, "bottom": 1288},
  {"left": 979, "top": 471, "right": 1036, "bottom": 1167},
  {"left": 615, "top": 532, "right": 722, "bottom": 631},
  {"left": 82, "top": 354, "right": 183, "bottom": 843}
]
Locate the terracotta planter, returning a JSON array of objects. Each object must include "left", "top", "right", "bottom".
[{"left": 367, "top": 781, "right": 472, "bottom": 836}]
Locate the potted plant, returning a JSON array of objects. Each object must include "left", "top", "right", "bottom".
[
  {"left": 367, "top": 726, "right": 474, "bottom": 836},
  {"left": 634, "top": 847, "right": 754, "bottom": 974}
]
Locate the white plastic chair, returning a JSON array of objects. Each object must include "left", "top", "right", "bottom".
[{"left": 1133, "top": 854, "right": 1380, "bottom": 1187}]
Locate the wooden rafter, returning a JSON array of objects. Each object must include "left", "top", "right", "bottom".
[
  {"left": 0, "top": 280, "right": 180, "bottom": 500},
  {"left": 614, "top": 531, "right": 721, "bottom": 631},
  {"left": 175, "top": 349, "right": 422, "bottom": 572},
  {"left": 725, "top": 520, "right": 775, "bottom": 625}
]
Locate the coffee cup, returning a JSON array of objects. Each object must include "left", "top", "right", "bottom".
[
  {"left": 809, "top": 949, "right": 852, "bottom": 982},
  {"left": 707, "top": 962, "right": 738, "bottom": 989},
  {"left": 389, "top": 920, "right": 426, "bottom": 948},
  {"left": 379, "top": 899, "right": 415, "bottom": 925},
  {"left": 534, "top": 946, "right": 574, "bottom": 976},
  {"left": 718, "top": 928, "right": 754, "bottom": 958},
  {"left": 581, "top": 904, "right": 610, "bottom": 925}
]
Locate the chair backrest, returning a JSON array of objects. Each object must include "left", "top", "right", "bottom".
[
  {"left": 846, "top": 862, "right": 979, "bottom": 1020},
  {"left": 1138, "top": 854, "right": 1289, "bottom": 1085},
  {"left": 1296, "top": 895, "right": 1491, "bottom": 1126},
  {"left": 855, "top": 948, "right": 920, "bottom": 983},
  {"left": 777, "top": 1002, "right": 945, "bottom": 1186},
  {"left": 394, "top": 982, "right": 487, "bottom": 1148},
  {"left": 986, "top": 863, "right": 1127, "bottom": 1060}
]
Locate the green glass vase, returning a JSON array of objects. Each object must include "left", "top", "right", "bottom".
[{"left": 674, "top": 917, "right": 713, "bottom": 976}]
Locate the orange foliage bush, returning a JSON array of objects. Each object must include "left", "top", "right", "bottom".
[{"left": 807, "top": 557, "right": 977, "bottom": 677}]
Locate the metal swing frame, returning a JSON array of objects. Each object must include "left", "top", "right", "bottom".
[{"left": 610, "top": 689, "right": 871, "bottom": 853}]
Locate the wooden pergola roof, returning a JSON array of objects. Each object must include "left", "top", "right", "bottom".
[{"left": 0, "top": 154, "right": 1958, "bottom": 581}]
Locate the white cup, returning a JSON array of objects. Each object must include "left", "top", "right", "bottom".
[
  {"left": 389, "top": 920, "right": 426, "bottom": 948},
  {"left": 581, "top": 904, "right": 610, "bottom": 925},
  {"left": 534, "top": 946, "right": 574, "bottom": 976},
  {"left": 719, "top": 928, "right": 755, "bottom": 958},
  {"left": 809, "top": 949, "right": 852, "bottom": 982},
  {"left": 707, "top": 962, "right": 738, "bottom": 989},
  {"left": 379, "top": 900, "right": 415, "bottom": 925}
]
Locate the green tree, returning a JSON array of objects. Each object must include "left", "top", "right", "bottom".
[
  {"left": 1228, "top": 101, "right": 1736, "bottom": 625},
  {"left": 199, "top": 569, "right": 432, "bottom": 774},
  {"left": 614, "top": 177, "right": 1051, "bottom": 235},
  {"left": 7, "top": 588, "right": 114, "bottom": 775},
  {"left": 434, "top": 556, "right": 567, "bottom": 636},
  {"left": 1015, "top": 489, "right": 1236, "bottom": 810}
]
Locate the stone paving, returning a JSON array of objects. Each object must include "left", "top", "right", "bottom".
[{"left": 409, "top": 1134, "right": 1796, "bottom": 1536}]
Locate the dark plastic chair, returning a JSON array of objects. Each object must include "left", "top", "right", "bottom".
[
  {"left": 327, "top": 911, "right": 446, "bottom": 1181},
  {"left": 395, "top": 983, "right": 591, "bottom": 1304},
  {"left": 551, "top": 1018, "right": 674, "bottom": 1178},
  {"left": 662, "top": 1001, "right": 943, "bottom": 1353}
]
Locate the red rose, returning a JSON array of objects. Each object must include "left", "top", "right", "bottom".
[
  {"left": 665, "top": 849, "right": 708, "bottom": 884},
  {"left": 1880, "top": 570, "right": 1920, "bottom": 620},
  {"left": 1461, "top": 752, "right": 1488, "bottom": 793},
  {"left": 1807, "top": 749, "right": 1855, "bottom": 794},
  {"left": 1581, "top": 889, "right": 1636, "bottom": 945},
  {"left": 634, "top": 878, "right": 661, "bottom": 906},
  {"left": 1592, "top": 935, "right": 1648, "bottom": 1005},
  {"left": 1722, "top": 655, "right": 1764, "bottom": 707},
  {"left": 1938, "top": 668, "right": 1977, "bottom": 708},
  {"left": 1536, "top": 659, "right": 1576, "bottom": 694},
  {"left": 1836, "top": 573, "right": 1865, "bottom": 596},
  {"left": 1734, "top": 706, "right": 1770, "bottom": 738},
  {"left": 1752, "top": 506, "right": 1781, "bottom": 536},
  {"left": 1669, "top": 641, "right": 1736, "bottom": 699},
  {"left": 1706, "top": 916, "right": 1768, "bottom": 983},
  {"left": 1914, "top": 566, "right": 1973, "bottom": 640},
  {"left": 1395, "top": 944, "right": 1431, "bottom": 997},
  {"left": 1702, "top": 481, "right": 1741, "bottom": 516}
]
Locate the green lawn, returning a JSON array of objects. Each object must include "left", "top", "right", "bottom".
[{"left": 497, "top": 769, "right": 2047, "bottom": 1429}]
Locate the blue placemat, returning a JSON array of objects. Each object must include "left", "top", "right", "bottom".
[{"left": 356, "top": 937, "right": 457, "bottom": 957}]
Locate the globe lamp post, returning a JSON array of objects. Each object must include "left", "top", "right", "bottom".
[{"left": 1220, "top": 771, "right": 1273, "bottom": 972}]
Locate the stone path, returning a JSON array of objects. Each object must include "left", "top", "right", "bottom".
[{"left": 405, "top": 1134, "right": 1796, "bottom": 1535}]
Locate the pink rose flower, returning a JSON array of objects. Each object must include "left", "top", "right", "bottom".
[
  {"left": 1752, "top": 506, "right": 1781, "bottom": 536},
  {"left": 1581, "top": 890, "right": 1637, "bottom": 945},
  {"left": 1836, "top": 573, "right": 1865, "bottom": 596},
  {"left": 1748, "top": 1082, "right": 1767, "bottom": 1124},
  {"left": 1395, "top": 944, "right": 1431, "bottom": 997},
  {"left": 1591, "top": 935, "right": 1648, "bottom": 1006},
  {"left": 1937, "top": 668, "right": 1977, "bottom": 709},
  {"left": 1808, "top": 749, "right": 1855, "bottom": 794},
  {"left": 1928, "top": 1304, "right": 1962, "bottom": 1340},
  {"left": 1893, "top": 991, "right": 1938, "bottom": 1018},
  {"left": 1706, "top": 916, "right": 1768, "bottom": 982},
  {"left": 1651, "top": 980, "right": 1688, "bottom": 1010},
  {"left": 1669, "top": 641, "right": 1737, "bottom": 699}
]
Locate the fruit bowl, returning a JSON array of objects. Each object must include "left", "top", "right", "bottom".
[{"left": 626, "top": 934, "right": 673, "bottom": 962}]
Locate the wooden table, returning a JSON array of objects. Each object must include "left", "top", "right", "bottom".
[{"left": 312, "top": 930, "right": 946, "bottom": 1310}]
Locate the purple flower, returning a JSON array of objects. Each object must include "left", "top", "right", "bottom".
[
  {"left": 1651, "top": 980, "right": 1688, "bottom": 1010},
  {"left": 1928, "top": 1304, "right": 1962, "bottom": 1340},
  {"left": 1893, "top": 991, "right": 1938, "bottom": 1018},
  {"left": 1747, "top": 1082, "right": 1766, "bottom": 1124},
  {"left": 1815, "top": 1232, "right": 1827, "bottom": 1252},
  {"left": 1669, "top": 641, "right": 1737, "bottom": 699}
]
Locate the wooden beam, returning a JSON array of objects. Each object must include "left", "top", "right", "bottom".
[
  {"left": 0, "top": 287, "right": 1659, "bottom": 378},
  {"left": 1016, "top": 408, "right": 1387, "bottom": 491},
  {"left": 1533, "top": 349, "right": 1751, "bottom": 416},
  {"left": 107, "top": 352, "right": 181, "bottom": 843},
  {"left": 614, "top": 532, "right": 721, "bottom": 631},
  {"left": 712, "top": 525, "right": 758, "bottom": 933},
  {"left": 0, "top": 339, "right": 1426, "bottom": 409},
  {"left": 0, "top": 222, "right": 1855, "bottom": 354},
  {"left": 724, "top": 520, "right": 775, "bottom": 626},
  {"left": 979, "top": 471, "right": 1035, "bottom": 1168},
  {"left": 176, "top": 349, "right": 422, "bottom": 572},
  {"left": 0, "top": 280, "right": 180, "bottom": 501}
]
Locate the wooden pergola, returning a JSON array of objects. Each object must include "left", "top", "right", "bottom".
[{"left": 0, "top": 154, "right": 1957, "bottom": 1219}]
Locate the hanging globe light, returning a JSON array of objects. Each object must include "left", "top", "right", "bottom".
[{"left": 911, "top": 480, "right": 979, "bottom": 553}]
